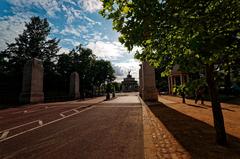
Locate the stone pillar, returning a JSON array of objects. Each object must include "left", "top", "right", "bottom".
[
  {"left": 142, "top": 61, "right": 158, "bottom": 101},
  {"left": 19, "top": 58, "right": 44, "bottom": 104},
  {"left": 69, "top": 72, "right": 80, "bottom": 99},
  {"left": 139, "top": 64, "right": 143, "bottom": 97}
]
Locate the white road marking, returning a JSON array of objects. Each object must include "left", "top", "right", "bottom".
[
  {"left": 73, "top": 109, "right": 79, "bottom": 113},
  {"left": 60, "top": 113, "right": 65, "bottom": 117},
  {"left": 38, "top": 120, "right": 43, "bottom": 126},
  {"left": 60, "top": 109, "right": 75, "bottom": 115},
  {"left": 0, "top": 120, "right": 39, "bottom": 133},
  {"left": 0, "top": 106, "right": 94, "bottom": 142},
  {"left": 0, "top": 131, "right": 9, "bottom": 140},
  {"left": 59, "top": 109, "right": 79, "bottom": 118}
]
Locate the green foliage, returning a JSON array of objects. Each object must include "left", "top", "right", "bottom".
[
  {"left": 185, "top": 78, "right": 207, "bottom": 98},
  {"left": 100, "top": 0, "right": 240, "bottom": 143},
  {"left": 173, "top": 84, "right": 187, "bottom": 96},
  {"left": 56, "top": 44, "right": 116, "bottom": 97},
  {"left": 91, "top": 59, "right": 116, "bottom": 87},
  {"left": 112, "top": 82, "right": 121, "bottom": 92},
  {"left": 1, "top": 16, "right": 60, "bottom": 74},
  {"left": 106, "top": 83, "right": 113, "bottom": 93},
  {"left": 100, "top": 0, "right": 240, "bottom": 74}
]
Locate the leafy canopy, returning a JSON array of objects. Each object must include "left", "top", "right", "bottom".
[
  {"left": 100, "top": 0, "right": 240, "bottom": 74},
  {"left": 1, "top": 16, "right": 60, "bottom": 74}
]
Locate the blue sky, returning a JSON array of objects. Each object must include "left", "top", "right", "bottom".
[{"left": 0, "top": 0, "right": 140, "bottom": 82}]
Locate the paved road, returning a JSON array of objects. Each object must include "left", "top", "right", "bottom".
[{"left": 0, "top": 94, "right": 143, "bottom": 159}]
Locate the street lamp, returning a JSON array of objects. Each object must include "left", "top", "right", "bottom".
[{"left": 105, "top": 75, "right": 110, "bottom": 100}]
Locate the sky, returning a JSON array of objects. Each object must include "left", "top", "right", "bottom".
[{"left": 0, "top": 0, "right": 140, "bottom": 82}]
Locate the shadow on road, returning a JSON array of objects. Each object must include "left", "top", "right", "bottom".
[
  {"left": 147, "top": 102, "right": 240, "bottom": 159},
  {"left": 186, "top": 104, "right": 208, "bottom": 109}
]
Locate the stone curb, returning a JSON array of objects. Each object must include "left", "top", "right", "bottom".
[{"left": 138, "top": 96, "right": 191, "bottom": 159}]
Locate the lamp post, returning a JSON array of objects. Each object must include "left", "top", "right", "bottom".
[
  {"left": 112, "top": 85, "right": 115, "bottom": 98},
  {"left": 105, "top": 76, "right": 110, "bottom": 100}
]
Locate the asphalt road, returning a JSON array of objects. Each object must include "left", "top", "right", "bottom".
[{"left": 0, "top": 94, "right": 143, "bottom": 159}]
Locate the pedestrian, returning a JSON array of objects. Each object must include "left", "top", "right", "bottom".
[{"left": 195, "top": 85, "right": 205, "bottom": 104}]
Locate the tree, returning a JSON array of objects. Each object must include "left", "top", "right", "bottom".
[
  {"left": 1, "top": 16, "right": 60, "bottom": 74},
  {"left": 92, "top": 59, "right": 116, "bottom": 87},
  {"left": 100, "top": 0, "right": 240, "bottom": 145},
  {"left": 56, "top": 44, "right": 115, "bottom": 98},
  {"left": 56, "top": 44, "right": 95, "bottom": 98},
  {"left": 0, "top": 51, "right": 9, "bottom": 75}
]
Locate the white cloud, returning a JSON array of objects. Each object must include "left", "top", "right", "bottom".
[
  {"left": 113, "top": 65, "right": 125, "bottom": 76},
  {"left": 83, "top": 15, "right": 101, "bottom": 25},
  {"left": 61, "top": 38, "right": 81, "bottom": 47},
  {"left": 0, "top": 14, "right": 30, "bottom": 51},
  {"left": 86, "top": 40, "right": 140, "bottom": 82},
  {"left": 79, "top": 0, "right": 102, "bottom": 13},
  {"left": 62, "top": 0, "right": 77, "bottom": 6},
  {"left": 58, "top": 47, "right": 70, "bottom": 54},
  {"left": 88, "top": 32, "right": 103, "bottom": 42},
  {"left": 87, "top": 41, "right": 127, "bottom": 60},
  {"left": 61, "top": 4, "right": 84, "bottom": 24},
  {"left": 7, "top": 0, "right": 61, "bottom": 16},
  {"left": 113, "top": 59, "right": 140, "bottom": 83},
  {"left": 61, "top": 25, "right": 88, "bottom": 37}
]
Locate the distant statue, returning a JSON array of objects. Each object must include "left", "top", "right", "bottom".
[{"left": 127, "top": 70, "right": 132, "bottom": 78}]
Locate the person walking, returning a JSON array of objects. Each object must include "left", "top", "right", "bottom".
[{"left": 195, "top": 85, "right": 205, "bottom": 104}]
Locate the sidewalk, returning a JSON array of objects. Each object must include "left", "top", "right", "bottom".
[
  {"left": 139, "top": 97, "right": 190, "bottom": 159},
  {"left": 158, "top": 95, "right": 240, "bottom": 139},
  {"left": 153, "top": 95, "right": 240, "bottom": 158}
]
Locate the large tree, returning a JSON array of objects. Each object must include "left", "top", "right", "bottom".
[
  {"left": 1, "top": 16, "right": 60, "bottom": 74},
  {"left": 57, "top": 44, "right": 115, "bottom": 98},
  {"left": 92, "top": 59, "right": 115, "bottom": 87},
  {"left": 100, "top": 0, "right": 240, "bottom": 145}
]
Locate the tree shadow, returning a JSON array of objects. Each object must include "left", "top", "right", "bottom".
[
  {"left": 147, "top": 102, "right": 240, "bottom": 159},
  {"left": 186, "top": 103, "right": 235, "bottom": 112},
  {"left": 198, "top": 104, "right": 235, "bottom": 112},
  {"left": 186, "top": 104, "right": 208, "bottom": 109}
]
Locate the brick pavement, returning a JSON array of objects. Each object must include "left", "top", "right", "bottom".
[{"left": 139, "top": 97, "right": 191, "bottom": 159}]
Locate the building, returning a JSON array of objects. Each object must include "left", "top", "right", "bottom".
[
  {"left": 121, "top": 71, "right": 138, "bottom": 92},
  {"left": 168, "top": 65, "right": 189, "bottom": 94}
]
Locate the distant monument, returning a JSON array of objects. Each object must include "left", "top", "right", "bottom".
[
  {"left": 69, "top": 72, "right": 80, "bottom": 99},
  {"left": 19, "top": 58, "right": 44, "bottom": 104},
  {"left": 121, "top": 71, "right": 138, "bottom": 92}
]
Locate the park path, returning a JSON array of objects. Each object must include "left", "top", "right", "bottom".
[
  {"left": 154, "top": 95, "right": 240, "bottom": 158},
  {"left": 158, "top": 95, "right": 240, "bottom": 139}
]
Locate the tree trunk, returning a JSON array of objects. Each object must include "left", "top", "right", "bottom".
[
  {"left": 224, "top": 64, "right": 231, "bottom": 94},
  {"left": 206, "top": 64, "right": 227, "bottom": 145},
  {"left": 181, "top": 93, "right": 185, "bottom": 103}
]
